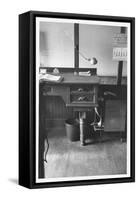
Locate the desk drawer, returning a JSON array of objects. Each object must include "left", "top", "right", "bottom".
[
  {"left": 40, "top": 83, "right": 98, "bottom": 106},
  {"left": 70, "top": 85, "right": 92, "bottom": 92},
  {"left": 70, "top": 85, "right": 98, "bottom": 104},
  {"left": 70, "top": 92, "right": 94, "bottom": 102}
]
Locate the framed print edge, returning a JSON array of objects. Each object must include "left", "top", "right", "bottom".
[
  {"left": 130, "top": 17, "right": 135, "bottom": 182},
  {"left": 19, "top": 11, "right": 135, "bottom": 189},
  {"left": 19, "top": 12, "right": 32, "bottom": 188}
]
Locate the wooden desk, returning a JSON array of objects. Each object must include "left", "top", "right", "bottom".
[
  {"left": 40, "top": 73, "right": 99, "bottom": 145},
  {"left": 40, "top": 73, "right": 127, "bottom": 145}
]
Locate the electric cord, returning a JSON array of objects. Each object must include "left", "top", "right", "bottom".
[
  {"left": 44, "top": 135, "right": 49, "bottom": 163},
  {"left": 41, "top": 114, "right": 49, "bottom": 164},
  {"left": 90, "top": 107, "right": 102, "bottom": 127}
]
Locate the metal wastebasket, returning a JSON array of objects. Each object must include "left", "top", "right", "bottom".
[{"left": 65, "top": 119, "right": 80, "bottom": 142}]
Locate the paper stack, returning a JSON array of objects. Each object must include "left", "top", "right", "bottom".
[
  {"left": 40, "top": 73, "right": 63, "bottom": 82},
  {"left": 78, "top": 71, "right": 91, "bottom": 76}
]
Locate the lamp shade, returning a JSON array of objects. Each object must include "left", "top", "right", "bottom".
[{"left": 88, "top": 57, "right": 98, "bottom": 65}]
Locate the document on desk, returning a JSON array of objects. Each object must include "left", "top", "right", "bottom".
[
  {"left": 78, "top": 71, "right": 91, "bottom": 76},
  {"left": 40, "top": 73, "right": 63, "bottom": 82}
]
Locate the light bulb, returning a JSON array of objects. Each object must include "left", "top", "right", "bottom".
[{"left": 88, "top": 57, "right": 98, "bottom": 65}]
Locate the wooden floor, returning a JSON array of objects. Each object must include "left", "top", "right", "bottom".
[{"left": 40, "top": 128, "right": 127, "bottom": 179}]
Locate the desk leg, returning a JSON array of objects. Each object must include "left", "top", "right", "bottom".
[{"left": 79, "top": 112, "right": 86, "bottom": 146}]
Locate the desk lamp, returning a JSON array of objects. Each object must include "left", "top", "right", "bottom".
[{"left": 79, "top": 51, "right": 98, "bottom": 65}]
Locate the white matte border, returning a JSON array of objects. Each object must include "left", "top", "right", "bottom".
[{"left": 35, "top": 17, "right": 131, "bottom": 183}]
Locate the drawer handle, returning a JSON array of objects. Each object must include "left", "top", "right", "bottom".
[
  {"left": 77, "top": 88, "right": 84, "bottom": 92},
  {"left": 78, "top": 96, "right": 88, "bottom": 101}
]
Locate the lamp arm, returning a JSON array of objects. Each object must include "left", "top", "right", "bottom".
[
  {"left": 78, "top": 50, "right": 98, "bottom": 65},
  {"left": 78, "top": 51, "right": 89, "bottom": 61}
]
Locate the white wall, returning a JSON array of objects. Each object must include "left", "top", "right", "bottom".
[
  {"left": 79, "top": 24, "right": 127, "bottom": 76},
  {"left": 40, "top": 22, "right": 127, "bottom": 76},
  {"left": 0, "top": 0, "right": 137, "bottom": 200},
  {"left": 40, "top": 22, "right": 74, "bottom": 67}
]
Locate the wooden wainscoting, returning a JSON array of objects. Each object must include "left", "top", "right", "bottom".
[{"left": 40, "top": 95, "right": 74, "bottom": 129}]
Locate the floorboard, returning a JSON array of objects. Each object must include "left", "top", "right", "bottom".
[{"left": 40, "top": 128, "right": 127, "bottom": 179}]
